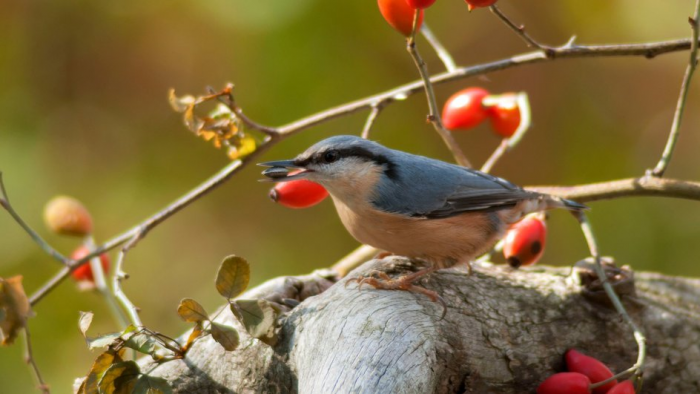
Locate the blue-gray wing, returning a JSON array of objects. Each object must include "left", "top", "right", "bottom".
[{"left": 371, "top": 152, "right": 542, "bottom": 219}]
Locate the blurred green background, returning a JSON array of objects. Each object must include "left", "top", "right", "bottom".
[{"left": 2, "top": 1, "right": 700, "bottom": 392}]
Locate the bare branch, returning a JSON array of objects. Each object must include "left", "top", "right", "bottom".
[
  {"left": 360, "top": 104, "right": 384, "bottom": 139},
  {"left": 528, "top": 177, "right": 700, "bottom": 203},
  {"left": 649, "top": 0, "right": 700, "bottom": 177},
  {"left": 23, "top": 326, "right": 50, "bottom": 394},
  {"left": 421, "top": 24, "right": 457, "bottom": 72},
  {"left": 406, "top": 11, "right": 472, "bottom": 167},
  {"left": 490, "top": 4, "right": 552, "bottom": 55}
]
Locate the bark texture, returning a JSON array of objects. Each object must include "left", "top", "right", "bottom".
[{"left": 140, "top": 257, "right": 700, "bottom": 393}]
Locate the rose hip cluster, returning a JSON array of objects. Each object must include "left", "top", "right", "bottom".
[
  {"left": 378, "top": 0, "right": 500, "bottom": 37},
  {"left": 43, "top": 196, "right": 111, "bottom": 286},
  {"left": 538, "top": 349, "right": 635, "bottom": 394},
  {"left": 442, "top": 87, "right": 523, "bottom": 138}
]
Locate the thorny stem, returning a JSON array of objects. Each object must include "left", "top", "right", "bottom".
[
  {"left": 649, "top": 0, "right": 700, "bottom": 177},
  {"left": 407, "top": 11, "right": 472, "bottom": 167},
  {"left": 421, "top": 24, "right": 457, "bottom": 72},
  {"left": 0, "top": 173, "right": 69, "bottom": 266},
  {"left": 574, "top": 213, "right": 646, "bottom": 386},
  {"left": 21, "top": 37, "right": 700, "bottom": 307},
  {"left": 360, "top": 104, "right": 384, "bottom": 139},
  {"left": 490, "top": 4, "right": 553, "bottom": 55},
  {"left": 84, "top": 236, "right": 130, "bottom": 329},
  {"left": 23, "top": 326, "right": 50, "bottom": 394}
]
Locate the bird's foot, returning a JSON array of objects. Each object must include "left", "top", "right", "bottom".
[{"left": 347, "top": 266, "right": 447, "bottom": 319}]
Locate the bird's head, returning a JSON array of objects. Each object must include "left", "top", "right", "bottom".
[{"left": 259, "top": 135, "right": 396, "bottom": 195}]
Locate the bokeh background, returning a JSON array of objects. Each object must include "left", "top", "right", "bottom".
[{"left": 2, "top": 1, "right": 700, "bottom": 392}]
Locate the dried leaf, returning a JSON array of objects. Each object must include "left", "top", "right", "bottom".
[
  {"left": 177, "top": 298, "right": 209, "bottom": 323},
  {"left": 184, "top": 105, "right": 204, "bottom": 133},
  {"left": 98, "top": 360, "right": 140, "bottom": 394},
  {"left": 216, "top": 255, "right": 250, "bottom": 300},
  {"left": 87, "top": 332, "right": 122, "bottom": 350},
  {"left": 210, "top": 322, "right": 239, "bottom": 351},
  {"left": 82, "top": 350, "right": 120, "bottom": 394},
  {"left": 132, "top": 375, "right": 173, "bottom": 394},
  {"left": 182, "top": 322, "right": 205, "bottom": 353},
  {"left": 231, "top": 299, "right": 276, "bottom": 339},
  {"left": 0, "top": 276, "right": 33, "bottom": 345},
  {"left": 167, "top": 89, "right": 195, "bottom": 113},
  {"left": 78, "top": 311, "right": 94, "bottom": 338}
]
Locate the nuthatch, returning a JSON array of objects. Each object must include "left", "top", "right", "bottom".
[{"left": 260, "top": 135, "right": 586, "bottom": 303}]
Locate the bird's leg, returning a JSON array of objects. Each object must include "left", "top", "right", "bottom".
[{"left": 348, "top": 264, "right": 447, "bottom": 319}]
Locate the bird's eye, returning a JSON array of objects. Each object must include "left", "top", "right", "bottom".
[{"left": 323, "top": 150, "right": 340, "bottom": 163}]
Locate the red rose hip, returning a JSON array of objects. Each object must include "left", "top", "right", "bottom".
[
  {"left": 503, "top": 215, "right": 547, "bottom": 268},
  {"left": 537, "top": 372, "right": 591, "bottom": 394},
  {"left": 565, "top": 349, "right": 617, "bottom": 394},
  {"left": 488, "top": 93, "right": 522, "bottom": 138},
  {"left": 269, "top": 180, "right": 328, "bottom": 209},
  {"left": 70, "top": 246, "right": 110, "bottom": 282},
  {"left": 378, "top": 0, "right": 424, "bottom": 37},
  {"left": 607, "top": 381, "right": 635, "bottom": 394},
  {"left": 442, "top": 87, "right": 491, "bottom": 131},
  {"left": 405, "top": 0, "right": 436, "bottom": 9},
  {"left": 465, "top": 0, "right": 498, "bottom": 11}
]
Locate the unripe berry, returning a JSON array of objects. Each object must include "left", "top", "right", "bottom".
[
  {"left": 503, "top": 215, "right": 547, "bottom": 268},
  {"left": 378, "top": 0, "right": 424, "bottom": 37},
  {"left": 537, "top": 372, "right": 591, "bottom": 394},
  {"left": 269, "top": 180, "right": 328, "bottom": 209},
  {"left": 44, "top": 196, "right": 93, "bottom": 236},
  {"left": 70, "top": 246, "right": 110, "bottom": 283},
  {"left": 442, "top": 87, "right": 491, "bottom": 131},
  {"left": 565, "top": 349, "right": 617, "bottom": 394}
]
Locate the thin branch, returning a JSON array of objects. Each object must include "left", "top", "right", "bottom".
[
  {"left": 360, "top": 104, "right": 384, "bottom": 139},
  {"left": 112, "top": 234, "right": 145, "bottom": 327},
  {"left": 0, "top": 173, "right": 69, "bottom": 266},
  {"left": 407, "top": 10, "right": 472, "bottom": 167},
  {"left": 84, "top": 236, "right": 130, "bottom": 329},
  {"left": 213, "top": 84, "right": 280, "bottom": 136},
  {"left": 24, "top": 37, "right": 700, "bottom": 307},
  {"left": 421, "top": 23, "right": 457, "bottom": 72},
  {"left": 490, "top": 4, "right": 552, "bottom": 55},
  {"left": 276, "top": 38, "right": 699, "bottom": 137},
  {"left": 574, "top": 213, "right": 646, "bottom": 383},
  {"left": 23, "top": 326, "right": 50, "bottom": 394},
  {"left": 649, "top": 0, "right": 700, "bottom": 177},
  {"left": 527, "top": 176, "right": 700, "bottom": 203}
]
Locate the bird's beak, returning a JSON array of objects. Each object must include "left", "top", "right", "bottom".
[{"left": 258, "top": 160, "right": 313, "bottom": 182}]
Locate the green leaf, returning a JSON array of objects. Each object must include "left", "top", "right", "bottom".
[
  {"left": 98, "top": 360, "right": 140, "bottom": 394},
  {"left": 123, "top": 331, "right": 156, "bottom": 354},
  {"left": 231, "top": 299, "right": 276, "bottom": 339},
  {"left": 215, "top": 255, "right": 250, "bottom": 300},
  {"left": 132, "top": 375, "right": 173, "bottom": 394},
  {"left": 210, "top": 322, "right": 239, "bottom": 351},
  {"left": 177, "top": 298, "right": 208, "bottom": 323}
]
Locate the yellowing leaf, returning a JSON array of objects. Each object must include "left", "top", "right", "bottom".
[
  {"left": 98, "top": 360, "right": 140, "bottom": 394},
  {"left": 227, "top": 135, "right": 257, "bottom": 160},
  {"left": 210, "top": 322, "right": 239, "bottom": 351},
  {"left": 82, "top": 350, "right": 120, "bottom": 394},
  {"left": 177, "top": 299, "right": 209, "bottom": 323},
  {"left": 182, "top": 322, "right": 205, "bottom": 353},
  {"left": 0, "top": 276, "right": 33, "bottom": 345},
  {"left": 168, "top": 89, "right": 195, "bottom": 113},
  {"left": 216, "top": 255, "right": 250, "bottom": 300}
]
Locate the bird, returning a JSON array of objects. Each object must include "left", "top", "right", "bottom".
[{"left": 259, "top": 135, "right": 586, "bottom": 307}]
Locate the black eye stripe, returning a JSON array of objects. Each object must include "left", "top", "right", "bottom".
[{"left": 295, "top": 145, "right": 398, "bottom": 179}]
